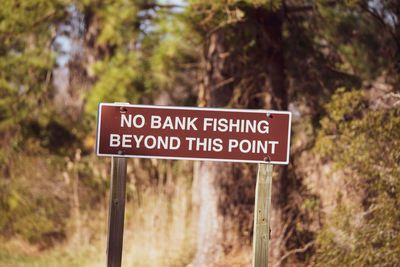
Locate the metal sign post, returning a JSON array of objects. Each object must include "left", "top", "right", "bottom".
[
  {"left": 106, "top": 157, "right": 127, "bottom": 267},
  {"left": 252, "top": 163, "right": 273, "bottom": 267}
]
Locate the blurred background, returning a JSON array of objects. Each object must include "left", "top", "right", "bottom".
[{"left": 0, "top": 0, "right": 399, "bottom": 266}]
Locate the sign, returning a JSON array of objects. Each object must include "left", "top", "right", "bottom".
[{"left": 96, "top": 103, "right": 291, "bottom": 164}]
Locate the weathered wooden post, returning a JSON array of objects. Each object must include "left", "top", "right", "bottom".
[
  {"left": 252, "top": 163, "right": 273, "bottom": 267},
  {"left": 106, "top": 157, "right": 127, "bottom": 267}
]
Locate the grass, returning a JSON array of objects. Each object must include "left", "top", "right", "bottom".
[
  {"left": 0, "top": 160, "right": 197, "bottom": 267},
  {"left": 121, "top": 171, "right": 197, "bottom": 267},
  {"left": 0, "top": 238, "right": 104, "bottom": 267}
]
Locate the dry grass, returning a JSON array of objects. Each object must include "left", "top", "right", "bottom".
[
  {"left": 0, "top": 158, "right": 197, "bottom": 266},
  {"left": 122, "top": 166, "right": 197, "bottom": 267}
]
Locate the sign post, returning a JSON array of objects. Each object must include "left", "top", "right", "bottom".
[
  {"left": 96, "top": 103, "right": 291, "bottom": 267},
  {"left": 106, "top": 157, "right": 127, "bottom": 267},
  {"left": 252, "top": 163, "right": 273, "bottom": 267}
]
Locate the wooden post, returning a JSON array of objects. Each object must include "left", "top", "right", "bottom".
[
  {"left": 107, "top": 157, "right": 127, "bottom": 267},
  {"left": 252, "top": 163, "right": 273, "bottom": 267}
]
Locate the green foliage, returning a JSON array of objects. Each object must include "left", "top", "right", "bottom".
[
  {"left": 83, "top": 0, "right": 200, "bottom": 119},
  {"left": 0, "top": 0, "right": 77, "bottom": 155},
  {"left": 86, "top": 51, "right": 143, "bottom": 116},
  {"left": 186, "top": 0, "right": 283, "bottom": 35},
  {"left": 149, "top": 12, "right": 199, "bottom": 92},
  {"left": 313, "top": 88, "right": 400, "bottom": 266},
  {"left": 316, "top": 88, "right": 399, "bottom": 173},
  {"left": 317, "top": 1, "right": 400, "bottom": 81}
]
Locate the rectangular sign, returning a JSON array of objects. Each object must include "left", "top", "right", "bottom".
[{"left": 96, "top": 103, "right": 291, "bottom": 164}]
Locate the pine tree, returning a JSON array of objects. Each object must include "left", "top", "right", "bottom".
[{"left": 184, "top": 0, "right": 400, "bottom": 265}]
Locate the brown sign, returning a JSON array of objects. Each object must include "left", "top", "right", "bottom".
[{"left": 96, "top": 104, "right": 291, "bottom": 164}]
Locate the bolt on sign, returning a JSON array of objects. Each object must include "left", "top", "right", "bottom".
[{"left": 96, "top": 103, "right": 291, "bottom": 164}]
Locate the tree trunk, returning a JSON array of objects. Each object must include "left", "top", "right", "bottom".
[{"left": 192, "top": 7, "right": 288, "bottom": 266}]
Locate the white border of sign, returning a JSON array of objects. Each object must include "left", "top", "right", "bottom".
[{"left": 96, "top": 103, "right": 292, "bottom": 165}]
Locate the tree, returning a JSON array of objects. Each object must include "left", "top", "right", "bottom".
[
  {"left": 187, "top": 1, "right": 288, "bottom": 264},
  {"left": 185, "top": 0, "right": 400, "bottom": 265}
]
